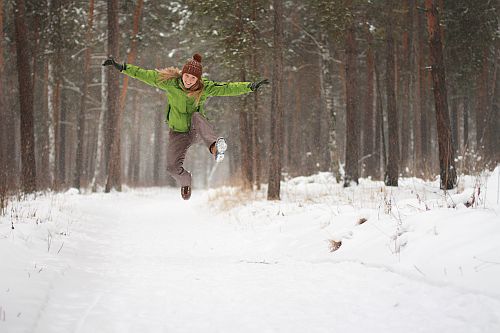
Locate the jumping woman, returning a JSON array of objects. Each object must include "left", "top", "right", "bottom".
[{"left": 103, "top": 54, "right": 269, "bottom": 200}]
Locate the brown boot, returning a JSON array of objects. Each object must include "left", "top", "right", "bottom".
[{"left": 181, "top": 186, "right": 191, "bottom": 200}]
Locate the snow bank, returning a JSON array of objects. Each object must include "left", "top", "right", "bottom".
[
  {"left": 209, "top": 169, "right": 500, "bottom": 297},
  {"left": 485, "top": 166, "right": 500, "bottom": 207}
]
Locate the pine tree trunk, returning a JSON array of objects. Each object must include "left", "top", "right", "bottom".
[
  {"left": 91, "top": 64, "right": 107, "bottom": 191},
  {"left": 490, "top": 45, "right": 500, "bottom": 164},
  {"left": 126, "top": 104, "right": 135, "bottom": 184},
  {"left": 153, "top": 101, "right": 163, "bottom": 185},
  {"left": 228, "top": 102, "right": 239, "bottom": 180},
  {"left": 374, "top": 58, "right": 385, "bottom": 180},
  {"left": 5, "top": 76, "right": 17, "bottom": 190},
  {"left": 118, "top": 0, "right": 143, "bottom": 114},
  {"left": 59, "top": 91, "right": 67, "bottom": 186},
  {"left": 481, "top": 46, "right": 499, "bottom": 165},
  {"left": 74, "top": 0, "right": 95, "bottom": 190},
  {"left": 250, "top": 5, "right": 261, "bottom": 189},
  {"left": 491, "top": 0, "right": 500, "bottom": 164},
  {"left": 289, "top": 10, "right": 301, "bottom": 177},
  {"left": 251, "top": 74, "right": 260, "bottom": 189},
  {"left": 239, "top": 85, "right": 252, "bottom": 188},
  {"left": 132, "top": 93, "right": 141, "bottom": 185},
  {"left": 450, "top": 88, "right": 459, "bottom": 157},
  {"left": 344, "top": 19, "right": 359, "bottom": 187},
  {"left": 235, "top": 2, "right": 252, "bottom": 190},
  {"left": 318, "top": 33, "right": 340, "bottom": 182},
  {"left": 253, "top": 95, "right": 262, "bottom": 189},
  {"left": 417, "top": 2, "right": 430, "bottom": 176},
  {"left": 363, "top": 25, "right": 375, "bottom": 178},
  {"left": 267, "top": 0, "right": 284, "bottom": 200},
  {"left": 475, "top": 48, "right": 489, "bottom": 157},
  {"left": 105, "top": 0, "right": 121, "bottom": 193},
  {"left": 0, "top": 0, "right": 6, "bottom": 192},
  {"left": 31, "top": 9, "right": 41, "bottom": 181},
  {"left": 312, "top": 48, "right": 320, "bottom": 172},
  {"left": 463, "top": 94, "right": 469, "bottom": 150},
  {"left": 52, "top": 67, "right": 62, "bottom": 188},
  {"left": 107, "top": 0, "right": 143, "bottom": 191},
  {"left": 412, "top": 0, "right": 423, "bottom": 176},
  {"left": 13, "top": 0, "right": 36, "bottom": 192},
  {"left": 284, "top": 71, "right": 292, "bottom": 172},
  {"left": 47, "top": 62, "right": 56, "bottom": 187},
  {"left": 425, "top": 0, "right": 457, "bottom": 189},
  {"left": 38, "top": 55, "right": 51, "bottom": 189},
  {"left": 401, "top": 0, "right": 412, "bottom": 174},
  {"left": 49, "top": 0, "right": 64, "bottom": 188},
  {"left": 239, "top": 71, "right": 252, "bottom": 189},
  {"left": 36, "top": 4, "right": 50, "bottom": 189},
  {"left": 385, "top": 19, "right": 399, "bottom": 186},
  {"left": 293, "top": 71, "right": 302, "bottom": 175}
]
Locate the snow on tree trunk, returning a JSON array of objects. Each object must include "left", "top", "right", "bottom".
[{"left": 318, "top": 33, "right": 340, "bottom": 182}]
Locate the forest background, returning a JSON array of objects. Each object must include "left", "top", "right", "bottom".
[{"left": 0, "top": 0, "right": 499, "bottom": 199}]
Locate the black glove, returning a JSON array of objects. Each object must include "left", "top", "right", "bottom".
[
  {"left": 102, "top": 56, "right": 126, "bottom": 72},
  {"left": 248, "top": 79, "right": 270, "bottom": 91}
]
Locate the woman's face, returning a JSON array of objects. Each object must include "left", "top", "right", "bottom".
[{"left": 182, "top": 73, "right": 198, "bottom": 89}]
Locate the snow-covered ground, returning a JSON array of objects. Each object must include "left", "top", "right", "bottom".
[{"left": 1, "top": 167, "right": 499, "bottom": 333}]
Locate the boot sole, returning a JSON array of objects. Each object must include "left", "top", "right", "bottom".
[{"left": 215, "top": 138, "right": 227, "bottom": 163}]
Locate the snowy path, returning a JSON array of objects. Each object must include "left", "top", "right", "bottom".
[{"left": 2, "top": 188, "right": 500, "bottom": 333}]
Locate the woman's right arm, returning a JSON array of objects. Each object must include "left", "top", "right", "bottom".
[{"left": 122, "top": 64, "right": 171, "bottom": 90}]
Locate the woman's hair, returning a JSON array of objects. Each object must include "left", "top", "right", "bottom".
[{"left": 158, "top": 67, "right": 204, "bottom": 105}]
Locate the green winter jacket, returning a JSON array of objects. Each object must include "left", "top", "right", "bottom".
[{"left": 122, "top": 64, "right": 253, "bottom": 133}]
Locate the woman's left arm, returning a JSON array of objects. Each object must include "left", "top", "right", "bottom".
[{"left": 203, "top": 80, "right": 253, "bottom": 97}]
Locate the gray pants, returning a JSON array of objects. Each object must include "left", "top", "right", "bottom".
[{"left": 166, "top": 112, "right": 217, "bottom": 187}]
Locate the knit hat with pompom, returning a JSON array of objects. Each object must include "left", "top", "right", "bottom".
[{"left": 182, "top": 53, "right": 203, "bottom": 79}]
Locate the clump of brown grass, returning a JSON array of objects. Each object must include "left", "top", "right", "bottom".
[
  {"left": 328, "top": 239, "right": 342, "bottom": 252},
  {"left": 358, "top": 217, "right": 368, "bottom": 225},
  {"left": 207, "top": 186, "right": 263, "bottom": 211}
]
